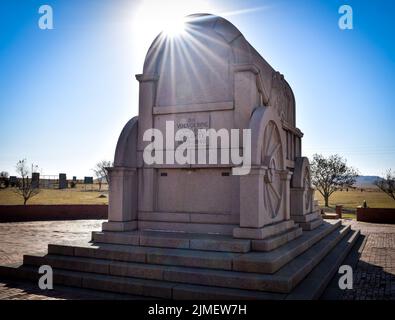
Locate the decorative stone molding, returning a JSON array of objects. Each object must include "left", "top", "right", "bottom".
[{"left": 135, "top": 74, "right": 159, "bottom": 83}]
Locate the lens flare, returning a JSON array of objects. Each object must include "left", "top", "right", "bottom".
[{"left": 163, "top": 17, "right": 186, "bottom": 37}]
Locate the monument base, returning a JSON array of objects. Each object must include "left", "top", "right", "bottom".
[
  {"left": 233, "top": 220, "right": 296, "bottom": 239},
  {"left": 291, "top": 210, "right": 323, "bottom": 231},
  {"left": 0, "top": 220, "right": 360, "bottom": 299},
  {"left": 233, "top": 220, "right": 303, "bottom": 252},
  {"left": 102, "top": 220, "right": 137, "bottom": 232}
]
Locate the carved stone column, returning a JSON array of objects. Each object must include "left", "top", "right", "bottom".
[
  {"left": 135, "top": 73, "right": 158, "bottom": 216},
  {"left": 102, "top": 167, "right": 138, "bottom": 232},
  {"left": 280, "top": 170, "right": 293, "bottom": 220},
  {"left": 237, "top": 166, "right": 266, "bottom": 228},
  {"left": 135, "top": 74, "right": 158, "bottom": 152}
]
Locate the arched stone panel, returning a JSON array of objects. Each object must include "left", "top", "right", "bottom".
[
  {"left": 290, "top": 157, "right": 315, "bottom": 216},
  {"left": 104, "top": 116, "right": 139, "bottom": 232},
  {"left": 114, "top": 117, "right": 138, "bottom": 168},
  {"left": 292, "top": 157, "right": 311, "bottom": 188}
]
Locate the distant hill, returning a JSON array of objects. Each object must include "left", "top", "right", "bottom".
[{"left": 353, "top": 176, "right": 383, "bottom": 189}]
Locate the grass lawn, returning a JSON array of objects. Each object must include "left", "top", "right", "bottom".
[
  {"left": 315, "top": 189, "right": 395, "bottom": 219},
  {"left": 2, "top": 185, "right": 394, "bottom": 220},
  {"left": 0, "top": 184, "right": 108, "bottom": 205}
]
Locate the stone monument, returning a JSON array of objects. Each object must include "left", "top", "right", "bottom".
[
  {"left": 58, "top": 173, "right": 67, "bottom": 189},
  {"left": 84, "top": 176, "right": 93, "bottom": 184},
  {"left": 103, "top": 13, "right": 323, "bottom": 240},
  {"left": 1, "top": 14, "right": 359, "bottom": 299},
  {"left": 9, "top": 176, "right": 17, "bottom": 187},
  {"left": 31, "top": 172, "right": 40, "bottom": 189}
]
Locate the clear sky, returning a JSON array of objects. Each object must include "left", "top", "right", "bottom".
[{"left": 1, "top": 0, "right": 394, "bottom": 177}]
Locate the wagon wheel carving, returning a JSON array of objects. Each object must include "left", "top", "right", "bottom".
[{"left": 262, "top": 121, "right": 284, "bottom": 219}]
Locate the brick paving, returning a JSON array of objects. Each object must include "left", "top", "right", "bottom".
[
  {"left": 339, "top": 221, "right": 395, "bottom": 300},
  {"left": 0, "top": 280, "right": 61, "bottom": 300},
  {"left": 0, "top": 277, "right": 148, "bottom": 300},
  {"left": 0, "top": 220, "right": 104, "bottom": 299},
  {"left": 0, "top": 220, "right": 103, "bottom": 265},
  {"left": 0, "top": 219, "right": 394, "bottom": 300}
]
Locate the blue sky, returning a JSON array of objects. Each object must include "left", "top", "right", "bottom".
[{"left": 0, "top": 0, "right": 394, "bottom": 177}]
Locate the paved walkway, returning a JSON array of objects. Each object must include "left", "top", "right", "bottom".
[
  {"left": 0, "top": 277, "right": 146, "bottom": 300},
  {"left": 0, "top": 219, "right": 394, "bottom": 300},
  {"left": 0, "top": 220, "right": 102, "bottom": 266},
  {"left": 322, "top": 220, "right": 395, "bottom": 300}
]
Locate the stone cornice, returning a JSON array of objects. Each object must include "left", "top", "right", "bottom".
[{"left": 135, "top": 74, "right": 159, "bottom": 83}]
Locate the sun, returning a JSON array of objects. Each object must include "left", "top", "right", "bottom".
[
  {"left": 163, "top": 16, "right": 187, "bottom": 37},
  {"left": 130, "top": 0, "right": 216, "bottom": 64},
  {"left": 132, "top": 0, "right": 214, "bottom": 39}
]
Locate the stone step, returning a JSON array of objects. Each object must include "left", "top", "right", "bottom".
[
  {"left": 22, "top": 224, "right": 350, "bottom": 293},
  {"left": 322, "top": 213, "right": 340, "bottom": 220},
  {"left": 1, "top": 225, "right": 358, "bottom": 301},
  {"left": 47, "top": 221, "right": 339, "bottom": 274},
  {"left": 1, "top": 264, "right": 173, "bottom": 299},
  {"left": 320, "top": 231, "right": 367, "bottom": 300},
  {"left": 138, "top": 221, "right": 236, "bottom": 236},
  {"left": 252, "top": 226, "right": 303, "bottom": 252},
  {"left": 47, "top": 244, "right": 242, "bottom": 272},
  {"left": 23, "top": 254, "right": 166, "bottom": 281},
  {"left": 172, "top": 283, "right": 285, "bottom": 300},
  {"left": 286, "top": 229, "right": 360, "bottom": 300},
  {"left": 0, "top": 222, "right": 357, "bottom": 299},
  {"left": 156, "top": 225, "right": 351, "bottom": 293},
  {"left": 291, "top": 210, "right": 320, "bottom": 223},
  {"left": 233, "top": 220, "right": 341, "bottom": 273},
  {"left": 298, "top": 217, "right": 323, "bottom": 231},
  {"left": 175, "top": 231, "right": 359, "bottom": 300},
  {"left": 92, "top": 230, "right": 251, "bottom": 253},
  {"left": 0, "top": 264, "right": 286, "bottom": 300}
]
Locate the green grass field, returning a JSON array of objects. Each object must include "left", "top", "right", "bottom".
[
  {"left": 1, "top": 186, "right": 394, "bottom": 221},
  {"left": 315, "top": 189, "right": 395, "bottom": 219},
  {"left": 0, "top": 184, "right": 108, "bottom": 205}
]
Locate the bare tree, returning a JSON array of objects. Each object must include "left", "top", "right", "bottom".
[
  {"left": 310, "top": 154, "right": 358, "bottom": 207},
  {"left": 93, "top": 160, "right": 113, "bottom": 191},
  {"left": 375, "top": 169, "right": 395, "bottom": 201},
  {"left": 13, "top": 159, "right": 41, "bottom": 205}
]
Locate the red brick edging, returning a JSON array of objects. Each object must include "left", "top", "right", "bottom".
[
  {"left": 356, "top": 207, "right": 395, "bottom": 224},
  {"left": 0, "top": 205, "right": 108, "bottom": 222}
]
